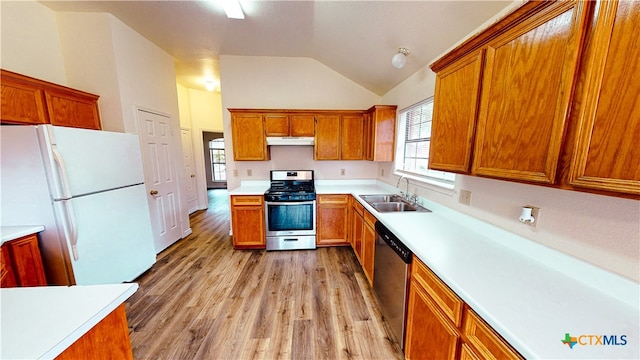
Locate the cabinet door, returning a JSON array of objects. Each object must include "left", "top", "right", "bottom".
[
  {"left": 472, "top": 1, "right": 588, "bottom": 184},
  {"left": 316, "top": 194, "right": 349, "bottom": 246},
  {"left": 231, "top": 196, "right": 265, "bottom": 249},
  {"left": 341, "top": 114, "right": 364, "bottom": 160},
  {"left": 5, "top": 234, "right": 47, "bottom": 286},
  {"left": 363, "top": 111, "right": 374, "bottom": 160},
  {"left": 315, "top": 114, "right": 341, "bottom": 160},
  {"left": 405, "top": 280, "right": 460, "bottom": 360},
  {"left": 368, "top": 106, "right": 397, "bottom": 162},
  {"left": 290, "top": 114, "right": 315, "bottom": 137},
  {"left": 0, "top": 77, "right": 48, "bottom": 124},
  {"left": 1, "top": 246, "right": 18, "bottom": 288},
  {"left": 264, "top": 114, "right": 289, "bottom": 136},
  {"left": 351, "top": 203, "right": 364, "bottom": 264},
  {"left": 430, "top": 51, "right": 484, "bottom": 173},
  {"left": 568, "top": 0, "right": 640, "bottom": 195},
  {"left": 45, "top": 90, "right": 101, "bottom": 130},
  {"left": 362, "top": 211, "right": 376, "bottom": 286},
  {"left": 231, "top": 113, "right": 268, "bottom": 161},
  {"left": 464, "top": 309, "right": 523, "bottom": 360}
]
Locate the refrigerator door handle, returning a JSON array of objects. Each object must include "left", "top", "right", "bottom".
[
  {"left": 51, "top": 145, "right": 73, "bottom": 200},
  {"left": 59, "top": 199, "right": 80, "bottom": 260}
]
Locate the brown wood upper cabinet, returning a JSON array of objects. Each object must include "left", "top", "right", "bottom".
[
  {"left": 229, "top": 108, "right": 395, "bottom": 162},
  {"left": 567, "top": 0, "right": 640, "bottom": 195},
  {"left": 315, "top": 112, "right": 365, "bottom": 161},
  {"left": 430, "top": 1, "right": 638, "bottom": 198},
  {"left": 364, "top": 105, "right": 397, "bottom": 161},
  {"left": 1, "top": 69, "right": 101, "bottom": 130},
  {"left": 229, "top": 111, "right": 269, "bottom": 161},
  {"left": 264, "top": 113, "right": 315, "bottom": 137}
]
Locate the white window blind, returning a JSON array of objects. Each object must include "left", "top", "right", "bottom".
[{"left": 395, "top": 98, "right": 455, "bottom": 187}]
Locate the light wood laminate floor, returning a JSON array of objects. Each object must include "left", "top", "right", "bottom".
[{"left": 126, "top": 190, "right": 403, "bottom": 359}]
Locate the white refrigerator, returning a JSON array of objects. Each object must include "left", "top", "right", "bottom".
[{"left": 0, "top": 125, "right": 156, "bottom": 285}]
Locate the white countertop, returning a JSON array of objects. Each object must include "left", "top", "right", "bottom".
[
  {"left": 0, "top": 283, "right": 138, "bottom": 359},
  {"left": 234, "top": 180, "right": 640, "bottom": 359},
  {"left": 1, "top": 225, "right": 45, "bottom": 245}
]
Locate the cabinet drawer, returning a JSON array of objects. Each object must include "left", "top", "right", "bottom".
[
  {"left": 464, "top": 308, "right": 522, "bottom": 360},
  {"left": 363, "top": 209, "right": 376, "bottom": 228},
  {"left": 318, "top": 194, "right": 349, "bottom": 204},
  {"left": 231, "top": 195, "right": 263, "bottom": 206},
  {"left": 411, "top": 256, "right": 464, "bottom": 326},
  {"left": 352, "top": 198, "right": 364, "bottom": 215}
]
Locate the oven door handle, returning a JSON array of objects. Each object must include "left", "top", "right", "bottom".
[{"left": 265, "top": 200, "right": 316, "bottom": 206}]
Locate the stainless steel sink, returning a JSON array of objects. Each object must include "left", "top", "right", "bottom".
[
  {"left": 359, "top": 194, "right": 404, "bottom": 203},
  {"left": 359, "top": 194, "right": 431, "bottom": 213}
]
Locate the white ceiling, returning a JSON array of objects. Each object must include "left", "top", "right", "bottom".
[{"left": 41, "top": 0, "right": 513, "bottom": 95}]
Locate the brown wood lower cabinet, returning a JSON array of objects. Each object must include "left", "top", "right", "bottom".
[
  {"left": 230, "top": 195, "right": 265, "bottom": 249},
  {"left": 351, "top": 197, "right": 365, "bottom": 263},
  {"left": 348, "top": 196, "right": 376, "bottom": 286},
  {"left": 316, "top": 194, "right": 349, "bottom": 246},
  {"left": 405, "top": 256, "right": 522, "bottom": 360},
  {"left": 362, "top": 209, "right": 376, "bottom": 286},
  {"left": 56, "top": 304, "right": 133, "bottom": 360},
  {"left": 1, "top": 233, "right": 47, "bottom": 287}
]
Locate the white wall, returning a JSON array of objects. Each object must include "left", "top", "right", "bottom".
[
  {"left": 219, "top": 55, "right": 382, "bottom": 189},
  {"left": 0, "top": 0, "right": 67, "bottom": 84},
  {"left": 177, "top": 84, "right": 224, "bottom": 209},
  {"left": 380, "top": 36, "right": 640, "bottom": 283},
  {"left": 56, "top": 12, "right": 125, "bottom": 132}
]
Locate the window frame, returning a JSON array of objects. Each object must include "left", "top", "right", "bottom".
[
  {"left": 209, "top": 138, "right": 226, "bottom": 182},
  {"left": 394, "top": 97, "right": 455, "bottom": 190}
]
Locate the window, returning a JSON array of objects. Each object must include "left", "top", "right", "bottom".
[
  {"left": 395, "top": 98, "right": 455, "bottom": 187},
  {"left": 209, "top": 138, "right": 226, "bottom": 181}
]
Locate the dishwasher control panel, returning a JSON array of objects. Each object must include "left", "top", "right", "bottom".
[{"left": 375, "top": 221, "right": 413, "bottom": 264}]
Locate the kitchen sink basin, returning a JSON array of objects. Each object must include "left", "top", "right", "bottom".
[
  {"left": 359, "top": 194, "right": 404, "bottom": 203},
  {"left": 359, "top": 194, "right": 431, "bottom": 213}
]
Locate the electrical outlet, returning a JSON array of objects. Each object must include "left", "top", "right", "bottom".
[
  {"left": 233, "top": 169, "right": 238, "bottom": 177},
  {"left": 247, "top": 169, "right": 252, "bottom": 176},
  {"left": 341, "top": 168, "right": 346, "bottom": 176},
  {"left": 459, "top": 190, "right": 471, "bottom": 205}
]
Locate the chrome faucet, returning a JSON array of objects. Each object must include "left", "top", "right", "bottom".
[{"left": 396, "top": 176, "right": 410, "bottom": 200}]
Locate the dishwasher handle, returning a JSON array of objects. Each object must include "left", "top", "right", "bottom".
[{"left": 375, "top": 221, "right": 412, "bottom": 264}]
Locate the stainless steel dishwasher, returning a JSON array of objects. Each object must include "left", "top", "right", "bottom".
[{"left": 373, "top": 221, "right": 412, "bottom": 351}]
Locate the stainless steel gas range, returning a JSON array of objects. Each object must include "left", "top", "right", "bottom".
[{"left": 264, "top": 170, "right": 316, "bottom": 251}]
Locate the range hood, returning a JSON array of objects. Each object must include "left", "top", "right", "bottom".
[{"left": 266, "top": 137, "right": 315, "bottom": 146}]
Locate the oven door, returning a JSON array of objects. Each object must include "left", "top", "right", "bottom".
[{"left": 265, "top": 200, "right": 316, "bottom": 237}]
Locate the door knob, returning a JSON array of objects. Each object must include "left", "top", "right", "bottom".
[
  {"left": 190, "top": 174, "right": 196, "bottom": 178},
  {"left": 150, "top": 190, "right": 159, "bottom": 195}
]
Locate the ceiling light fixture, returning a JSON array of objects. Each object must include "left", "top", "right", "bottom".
[
  {"left": 391, "top": 48, "right": 410, "bottom": 69},
  {"left": 222, "top": 0, "right": 245, "bottom": 19}
]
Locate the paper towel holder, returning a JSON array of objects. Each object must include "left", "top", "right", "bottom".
[{"left": 519, "top": 206, "right": 536, "bottom": 224}]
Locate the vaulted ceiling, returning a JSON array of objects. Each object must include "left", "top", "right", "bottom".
[{"left": 42, "top": 0, "right": 513, "bottom": 95}]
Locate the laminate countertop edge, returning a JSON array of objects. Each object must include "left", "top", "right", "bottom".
[
  {"left": 0, "top": 283, "right": 139, "bottom": 359},
  {"left": 1, "top": 225, "right": 46, "bottom": 244}
]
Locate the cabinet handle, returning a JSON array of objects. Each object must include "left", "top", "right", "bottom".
[{"left": 150, "top": 190, "right": 159, "bottom": 195}]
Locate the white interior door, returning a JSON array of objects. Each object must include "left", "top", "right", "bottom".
[
  {"left": 136, "top": 109, "right": 182, "bottom": 253},
  {"left": 181, "top": 128, "right": 198, "bottom": 214}
]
